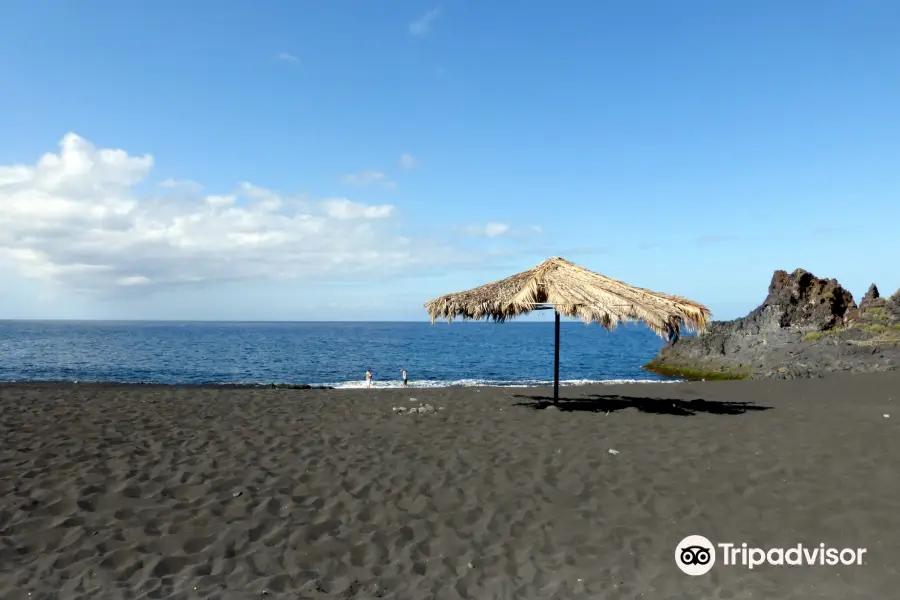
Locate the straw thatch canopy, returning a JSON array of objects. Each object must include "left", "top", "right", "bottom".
[{"left": 424, "top": 256, "right": 710, "bottom": 340}]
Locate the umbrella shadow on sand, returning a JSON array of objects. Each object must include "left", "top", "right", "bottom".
[{"left": 513, "top": 394, "right": 773, "bottom": 416}]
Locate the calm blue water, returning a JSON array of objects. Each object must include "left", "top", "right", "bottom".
[{"left": 0, "top": 321, "right": 676, "bottom": 387}]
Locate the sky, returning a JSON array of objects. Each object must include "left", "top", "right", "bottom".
[{"left": 1, "top": 0, "right": 898, "bottom": 322}]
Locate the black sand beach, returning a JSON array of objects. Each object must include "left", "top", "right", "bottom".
[{"left": 2, "top": 375, "right": 899, "bottom": 599}]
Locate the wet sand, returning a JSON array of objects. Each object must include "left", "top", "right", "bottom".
[{"left": 1, "top": 373, "right": 899, "bottom": 599}]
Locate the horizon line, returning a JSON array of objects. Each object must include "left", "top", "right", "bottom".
[{"left": 0, "top": 318, "right": 650, "bottom": 325}]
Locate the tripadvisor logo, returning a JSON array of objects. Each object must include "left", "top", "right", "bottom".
[
  {"left": 676, "top": 535, "right": 716, "bottom": 575},
  {"left": 675, "top": 535, "right": 867, "bottom": 575}
]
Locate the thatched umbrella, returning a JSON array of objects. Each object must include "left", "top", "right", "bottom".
[{"left": 424, "top": 257, "right": 710, "bottom": 400}]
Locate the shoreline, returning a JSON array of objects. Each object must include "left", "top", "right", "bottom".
[{"left": 0, "top": 377, "right": 679, "bottom": 390}]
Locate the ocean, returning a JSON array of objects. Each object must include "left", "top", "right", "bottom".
[{"left": 0, "top": 320, "right": 677, "bottom": 388}]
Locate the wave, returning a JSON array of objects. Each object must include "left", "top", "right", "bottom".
[
  {"left": 326, "top": 377, "right": 680, "bottom": 389},
  {"left": 1, "top": 377, "right": 681, "bottom": 388}
]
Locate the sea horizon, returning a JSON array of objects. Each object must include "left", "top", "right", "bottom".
[{"left": 0, "top": 318, "right": 635, "bottom": 325}]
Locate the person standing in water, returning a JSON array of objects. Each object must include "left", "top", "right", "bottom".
[
  {"left": 400, "top": 369, "right": 408, "bottom": 388},
  {"left": 365, "top": 369, "right": 373, "bottom": 388}
]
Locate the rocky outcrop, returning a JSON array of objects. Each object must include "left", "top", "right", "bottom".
[
  {"left": 645, "top": 269, "right": 900, "bottom": 380},
  {"left": 859, "top": 284, "right": 881, "bottom": 310}
]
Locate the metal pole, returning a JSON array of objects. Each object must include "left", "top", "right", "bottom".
[{"left": 554, "top": 310, "right": 560, "bottom": 402}]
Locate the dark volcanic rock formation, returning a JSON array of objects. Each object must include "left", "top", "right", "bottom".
[
  {"left": 756, "top": 268, "right": 857, "bottom": 331},
  {"left": 645, "top": 269, "right": 900, "bottom": 380},
  {"left": 859, "top": 284, "right": 881, "bottom": 310}
]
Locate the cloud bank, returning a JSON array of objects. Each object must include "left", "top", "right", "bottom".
[{"left": 0, "top": 134, "right": 435, "bottom": 295}]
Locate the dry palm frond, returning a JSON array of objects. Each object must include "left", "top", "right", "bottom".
[{"left": 424, "top": 256, "right": 710, "bottom": 339}]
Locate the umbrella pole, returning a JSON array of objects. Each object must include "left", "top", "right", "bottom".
[{"left": 553, "top": 310, "right": 560, "bottom": 403}]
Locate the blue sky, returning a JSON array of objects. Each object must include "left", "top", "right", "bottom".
[{"left": 1, "top": 0, "right": 898, "bottom": 321}]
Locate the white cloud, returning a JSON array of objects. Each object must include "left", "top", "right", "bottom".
[
  {"left": 410, "top": 9, "right": 440, "bottom": 36},
  {"left": 462, "top": 223, "right": 546, "bottom": 239},
  {"left": 342, "top": 170, "right": 396, "bottom": 189},
  {"left": 159, "top": 178, "right": 203, "bottom": 193},
  {"left": 323, "top": 198, "right": 394, "bottom": 220},
  {"left": 0, "top": 133, "right": 447, "bottom": 294},
  {"left": 276, "top": 52, "right": 300, "bottom": 63},
  {"left": 118, "top": 275, "right": 151, "bottom": 286},
  {"left": 465, "top": 222, "right": 510, "bottom": 238},
  {"left": 399, "top": 153, "right": 418, "bottom": 169},
  {"left": 484, "top": 223, "right": 510, "bottom": 237}
]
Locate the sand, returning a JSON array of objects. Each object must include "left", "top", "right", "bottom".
[{"left": 1, "top": 374, "right": 899, "bottom": 599}]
